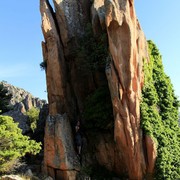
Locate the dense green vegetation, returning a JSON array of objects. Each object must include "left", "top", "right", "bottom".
[
  {"left": 0, "top": 83, "right": 12, "bottom": 114},
  {"left": 26, "top": 107, "right": 40, "bottom": 132},
  {"left": 76, "top": 24, "right": 108, "bottom": 72},
  {"left": 0, "top": 115, "right": 41, "bottom": 173},
  {"left": 83, "top": 86, "right": 113, "bottom": 130},
  {"left": 141, "top": 40, "right": 180, "bottom": 179}
]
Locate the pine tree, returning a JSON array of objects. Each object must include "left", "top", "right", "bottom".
[
  {"left": 0, "top": 83, "right": 12, "bottom": 114},
  {"left": 0, "top": 115, "right": 41, "bottom": 173}
]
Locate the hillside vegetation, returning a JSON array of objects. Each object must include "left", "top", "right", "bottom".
[
  {"left": 0, "top": 83, "right": 42, "bottom": 174},
  {"left": 141, "top": 40, "right": 180, "bottom": 179}
]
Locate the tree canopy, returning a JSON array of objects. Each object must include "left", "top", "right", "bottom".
[
  {"left": 0, "top": 83, "right": 12, "bottom": 114},
  {"left": 141, "top": 40, "right": 180, "bottom": 179},
  {"left": 0, "top": 115, "right": 41, "bottom": 173},
  {"left": 26, "top": 107, "right": 40, "bottom": 132}
]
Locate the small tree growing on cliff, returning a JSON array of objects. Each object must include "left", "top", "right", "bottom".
[
  {"left": 26, "top": 107, "right": 40, "bottom": 132},
  {"left": 0, "top": 83, "right": 12, "bottom": 114},
  {"left": 40, "top": 61, "right": 47, "bottom": 71},
  {"left": 0, "top": 115, "right": 41, "bottom": 173}
]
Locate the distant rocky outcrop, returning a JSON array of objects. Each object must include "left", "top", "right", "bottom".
[
  {"left": 1, "top": 81, "right": 47, "bottom": 134},
  {"left": 1, "top": 81, "right": 46, "bottom": 110}
]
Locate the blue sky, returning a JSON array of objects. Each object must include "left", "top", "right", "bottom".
[
  {"left": 0, "top": 1, "right": 47, "bottom": 100},
  {"left": 135, "top": 0, "right": 180, "bottom": 99},
  {"left": 0, "top": 1, "right": 180, "bottom": 100}
]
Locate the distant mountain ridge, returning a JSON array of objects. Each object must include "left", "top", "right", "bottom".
[
  {"left": 1, "top": 81, "right": 47, "bottom": 134},
  {"left": 1, "top": 81, "right": 46, "bottom": 109}
]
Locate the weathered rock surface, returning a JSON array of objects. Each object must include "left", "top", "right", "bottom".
[
  {"left": 40, "top": 0, "right": 94, "bottom": 178},
  {"left": 40, "top": 0, "right": 157, "bottom": 179},
  {"left": 1, "top": 175, "right": 23, "bottom": 180},
  {"left": 3, "top": 110, "right": 30, "bottom": 134},
  {"left": 44, "top": 114, "right": 79, "bottom": 179},
  {"left": 145, "top": 135, "right": 157, "bottom": 175},
  {"left": 103, "top": 0, "right": 148, "bottom": 178}
]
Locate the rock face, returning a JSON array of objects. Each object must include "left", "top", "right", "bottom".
[
  {"left": 1, "top": 82, "right": 46, "bottom": 109},
  {"left": 102, "top": 0, "right": 148, "bottom": 178},
  {"left": 40, "top": 0, "right": 89, "bottom": 178},
  {"left": 1, "top": 82, "right": 47, "bottom": 134},
  {"left": 40, "top": 0, "right": 156, "bottom": 179},
  {"left": 44, "top": 114, "right": 79, "bottom": 179}
]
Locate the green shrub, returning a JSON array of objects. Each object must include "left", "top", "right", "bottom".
[
  {"left": 76, "top": 24, "right": 108, "bottom": 73},
  {"left": 0, "top": 115, "right": 41, "bottom": 173},
  {"left": 141, "top": 40, "right": 180, "bottom": 179},
  {"left": 39, "top": 61, "right": 47, "bottom": 71},
  {"left": 0, "top": 83, "right": 12, "bottom": 114},
  {"left": 25, "top": 107, "right": 40, "bottom": 132},
  {"left": 83, "top": 86, "right": 113, "bottom": 130}
]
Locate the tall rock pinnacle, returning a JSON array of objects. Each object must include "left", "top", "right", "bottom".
[{"left": 40, "top": 0, "right": 156, "bottom": 179}]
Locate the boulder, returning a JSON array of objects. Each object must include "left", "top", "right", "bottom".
[
  {"left": 1, "top": 175, "right": 23, "bottom": 180},
  {"left": 43, "top": 114, "right": 80, "bottom": 179}
]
